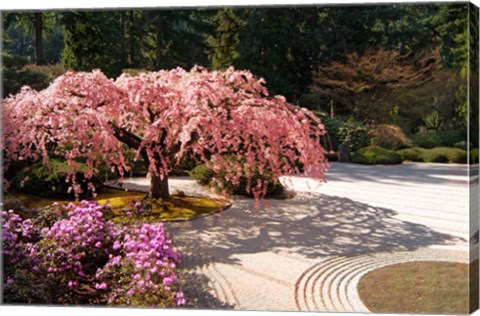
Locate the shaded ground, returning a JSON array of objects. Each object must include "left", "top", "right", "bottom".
[{"left": 115, "top": 162, "right": 473, "bottom": 311}]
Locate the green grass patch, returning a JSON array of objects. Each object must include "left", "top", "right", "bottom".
[
  {"left": 351, "top": 146, "right": 404, "bottom": 165},
  {"left": 397, "top": 147, "right": 467, "bottom": 163},
  {"left": 5, "top": 188, "right": 227, "bottom": 222},
  {"left": 358, "top": 261, "right": 475, "bottom": 314}
]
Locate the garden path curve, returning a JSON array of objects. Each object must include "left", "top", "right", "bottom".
[{"left": 112, "top": 162, "right": 476, "bottom": 312}]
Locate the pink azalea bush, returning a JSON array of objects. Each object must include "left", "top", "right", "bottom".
[
  {"left": 96, "top": 223, "right": 183, "bottom": 306},
  {"left": 2, "top": 202, "right": 184, "bottom": 306},
  {"left": 2, "top": 209, "right": 44, "bottom": 302},
  {"left": 2, "top": 67, "right": 328, "bottom": 199}
]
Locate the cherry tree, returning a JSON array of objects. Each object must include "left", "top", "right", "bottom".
[{"left": 2, "top": 67, "right": 328, "bottom": 199}]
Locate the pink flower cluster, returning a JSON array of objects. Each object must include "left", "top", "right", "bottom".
[
  {"left": 37, "top": 201, "right": 119, "bottom": 283},
  {"left": 2, "top": 210, "right": 39, "bottom": 284},
  {"left": 97, "top": 222, "right": 184, "bottom": 307}
]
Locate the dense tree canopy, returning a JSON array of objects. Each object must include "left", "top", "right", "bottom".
[{"left": 1, "top": 3, "right": 475, "bottom": 174}]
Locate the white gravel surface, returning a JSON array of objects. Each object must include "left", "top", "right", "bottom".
[{"left": 109, "top": 162, "right": 477, "bottom": 312}]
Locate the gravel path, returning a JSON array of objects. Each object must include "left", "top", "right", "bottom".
[{"left": 111, "top": 162, "right": 477, "bottom": 312}]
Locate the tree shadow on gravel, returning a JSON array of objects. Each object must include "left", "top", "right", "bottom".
[{"left": 167, "top": 193, "right": 465, "bottom": 267}]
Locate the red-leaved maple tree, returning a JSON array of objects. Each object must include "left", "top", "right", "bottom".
[{"left": 2, "top": 67, "right": 328, "bottom": 199}]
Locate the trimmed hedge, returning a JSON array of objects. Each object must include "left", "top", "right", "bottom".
[
  {"left": 397, "top": 147, "right": 468, "bottom": 164},
  {"left": 351, "top": 146, "right": 404, "bottom": 165},
  {"left": 395, "top": 147, "right": 425, "bottom": 162},
  {"left": 422, "top": 147, "right": 467, "bottom": 163}
]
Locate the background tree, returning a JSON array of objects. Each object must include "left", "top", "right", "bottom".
[
  {"left": 60, "top": 11, "right": 127, "bottom": 78},
  {"left": 2, "top": 68, "right": 328, "bottom": 200},
  {"left": 207, "top": 8, "right": 246, "bottom": 70},
  {"left": 2, "top": 3, "right": 472, "bottom": 148},
  {"left": 3, "top": 12, "right": 58, "bottom": 65},
  {"left": 234, "top": 7, "right": 318, "bottom": 102},
  {"left": 313, "top": 48, "right": 440, "bottom": 124}
]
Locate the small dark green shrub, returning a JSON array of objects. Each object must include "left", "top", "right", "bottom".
[
  {"left": 12, "top": 159, "right": 100, "bottom": 198},
  {"left": 351, "top": 146, "right": 404, "bottom": 165},
  {"left": 189, "top": 164, "right": 215, "bottom": 185},
  {"left": 2, "top": 53, "right": 29, "bottom": 69},
  {"left": 453, "top": 141, "right": 471, "bottom": 150},
  {"left": 170, "top": 158, "right": 197, "bottom": 176},
  {"left": 338, "top": 120, "right": 371, "bottom": 151},
  {"left": 2, "top": 53, "right": 66, "bottom": 97},
  {"left": 130, "top": 160, "right": 148, "bottom": 177},
  {"left": 471, "top": 148, "right": 479, "bottom": 164},
  {"left": 190, "top": 163, "right": 284, "bottom": 197},
  {"left": 411, "top": 132, "right": 441, "bottom": 149},
  {"left": 436, "top": 130, "right": 466, "bottom": 147},
  {"left": 370, "top": 124, "right": 412, "bottom": 150},
  {"left": 322, "top": 115, "right": 343, "bottom": 151}
]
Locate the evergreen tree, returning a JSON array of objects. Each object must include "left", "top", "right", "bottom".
[
  {"left": 207, "top": 8, "right": 245, "bottom": 70},
  {"left": 235, "top": 7, "right": 318, "bottom": 102},
  {"left": 60, "top": 11, "right": 128, "bottom": 77}
]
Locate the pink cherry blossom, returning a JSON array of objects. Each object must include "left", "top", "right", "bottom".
[{"left": 2, "top": 67, "right": 328, "bottom": 200}]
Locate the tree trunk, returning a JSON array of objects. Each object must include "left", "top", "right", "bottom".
[
  {"left": 34, "top": 12, "right": 43, "bottom": 65},
  {"left": 150, "top": 174, "right": 169, "bottom": 199}
]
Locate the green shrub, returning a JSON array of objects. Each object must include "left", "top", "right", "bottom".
[
  {"left": 12, "top": 158, "right": 100, "bottom": 198},
  {"left": 170, "top": 158, "right": 197, "bottom": 176},
  {"left": 2, "top": 52, "right": 29, "bottom": 69},
  {"left": 129, "top": 159, "right": 148, "bottom": 177},
  {"left": 397, "top": 147, "right": 427, "bottom": 162},
  {"left": 471, "top": 148, "right": 479, "bottom": 164},
  {"left": 2, "top": 53, "right": 66, "bottom": 97},
  {"left": 312, "top": 111, "right": 344, "bottom": 151},
  {"left": 351, "top": 146, "right": 404, "bottom": 165},
  {"left": 190, "top": 163, "right": 284, "bottom": 197},
  {"left": 189, "top": 164, "right": 215, "bottom": 185},
  {"left": 411, "top": 132, "right": 441, "bottom": 149},
  {"left": 397, "top": 147, "right": 468, "bottom": 164},
  {"left": 21, "top": 64, "right": 66, "bottom": 83},
  {"left": 436, "top": 130, "right": 466, "bottom": 147},
  {"left": 322, "top": 116, "right": 343, "bottom": 151},
  {"left": 453, "top": 141, "right": 471, "bottom": 150},
  {"left": 422, "top": 147, "right": 467, "bottom": 163},
  {"left": 338, "top": 120, "right": 371, "bottom": 151},
  {"left": 370, "top": 124, "right": 412, "bottom": 150}
]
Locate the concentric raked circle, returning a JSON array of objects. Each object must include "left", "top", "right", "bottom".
[{"left": 294, "top": 248, "right": 468, "bottom": 312}]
